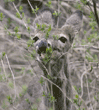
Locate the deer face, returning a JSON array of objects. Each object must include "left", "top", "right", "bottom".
[
  {"left": 33, "top": 26, "right": 75, "bottom": 66},
  {"left": 33, "top": 10, "right": 83, "bottom": 66}
]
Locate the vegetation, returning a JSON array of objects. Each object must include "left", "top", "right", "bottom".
[{"left": 0, "top": 0, "right": 99, "bottom": 110}]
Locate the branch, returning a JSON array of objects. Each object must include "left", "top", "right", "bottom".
[
  {"left": 5, "top": 54, "right": 17, "bottom": 101},
  {"left": 92, "top": 0, "right": 99, "bottom": 27},
  {"left": 1, "top": 59, "right": 7, "bottom": 80},
  {"left": 0, "top": 5, "right": 34, "bottom": 31}
]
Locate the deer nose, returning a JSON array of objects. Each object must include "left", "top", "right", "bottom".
[{"left": 37, "top": 40, "right": 47, "bottom": 54}]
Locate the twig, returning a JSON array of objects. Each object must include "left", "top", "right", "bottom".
[
  {"left": 0, "top": 5, "right": 23, "bottom": 26},
  {"left": 94, "top": 71, "right": 99, "bottom": 78},
  {"left": 37, "top": 60, "right": 50, "bottom": 75},
  {"left": 80, "top": 71, "right": 87, "bottom": 98},
  {"left": 27, "top": 0, "right": 37, "bottom": 17},
  {"left": 72, "top": 85, "right": 88, "bottom": 110},
  {"left": 12, "top": 2, "right": 28, "bottom": 29},
  {"left": 85, "top": 75, "right": 93, "bottom": 110},
  {"left": 27, "top": 0, "right": 40, "bottom": 26},
  {"left": 5, "top": 54, "right": 17, "bottom": 101},
  {"left": 80, "top": 66, "right": 93, "bottom": 98},
  {"left": 0, "top": 31, "right": 34, "bottom": 36},
  {"left": 1, "top": 59, "right": 7, "bottom": 80},
  {"left": 0, "top": 5, "right": 34, "bottom": 31},
  {"left": 41, "top": 75, "right": 76, "bottom": 108},
  {"left": 87, "top": 1, "right": 94, "bottom": 14},
  {"left": 92, "top": 0, "right": 99, "bottom": 27},
  {"left": 57, "top": 0, "right": 60, "bottom": 28}
]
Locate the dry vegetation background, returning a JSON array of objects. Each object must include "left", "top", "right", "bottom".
[{"left": 0, "top": 0, "right": 99, "bottom": 110}]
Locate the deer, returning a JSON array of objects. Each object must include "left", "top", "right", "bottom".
[{"left": 18, "top": 9, "right": 83, "bottom": 110}]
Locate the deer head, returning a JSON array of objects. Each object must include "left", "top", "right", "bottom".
[{"left": 32, "top": 10, "right": 83, "bottom": 77}]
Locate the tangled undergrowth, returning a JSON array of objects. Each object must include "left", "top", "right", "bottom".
[{"left": 0, "top": 0, "right": 99, "bottom": 110}]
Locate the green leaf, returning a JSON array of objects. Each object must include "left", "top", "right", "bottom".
[
  {"left": 73, "top": 86, "right": 77, "bottom": 91},
  {"left": 42, "top": 91, "right": 46, "bottom": 97},
  {"left": 7, "top": 95, "right": 13, "bottom": 104},
  {"left": 10, "top": 0, "right": 15, "bottom": 2},
  {"left": 16, "top": 33, "right": 21, "bottom": 39},
  {"left": 2, "top": 52, "right": 5, "bottom": 57},
  {"left": 75, "top": 95, "right": 79, "bottom": 99},
  {"left": 80, "top": 0, "right": 87, "bottom": 5},
  {"left": 27, "top": 18, "right": 30, "bottom": 24},
  {"left": 73, "top": 99, "right": 78, "bottom": 104},
  {"left": 53, "top": 35, "right": 59, "bottom": 40},
  {"left": 32, "top": 6, "right": 39, "bottom": 14},
  {"left": 90, "top": 66, "right": 93, "bottom": 72},
  {"left": 14, "top": 26, "right": 19, "bottom": 33},
  {"left": 46, "top": 0, "right": 52, "bottom": 7},
  {"left": 16, "top": 12, "right": 21, "bottom": 19},
  {"left": 0, "top": 13, "right": 5, "bottom": 21},
  {"left": 47, "top": 25, "right": 51, "bottom": 32},
  {"left": 19, "top": 6, "right": 23, "bottom": 12},
  {"left": 22, "top": 12, "right": 24, "bottom": 18},
  {"left": 25, "top": 98, "right": 30, "bottom": 104},
  {"left": 94, "top": 96, "right": 97, "bottom": 101},
  {"left": 27, "top": 27, "right": 30, "bottom": 33}
]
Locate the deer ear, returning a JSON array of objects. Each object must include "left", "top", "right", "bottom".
[
  {"left": 65, "top": 10, "right": 83, "bottom": 32},
  {"left": 33, "top": 11, "right": 54, "bottom": 29}
]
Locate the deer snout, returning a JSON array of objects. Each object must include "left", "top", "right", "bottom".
[{"left": 36, "top": 40, "right": 47, "bottom": 54}]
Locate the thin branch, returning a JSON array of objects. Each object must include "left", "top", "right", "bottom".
[
  {"left": 12, "top": 2, "right": 28, "bottom": 29},
  {"left": 41, "top": 75, "right": 77, "bottom": 108},
  {"left": 92, "top": 0, "right": 99, "bottom": 27},
  {"left": 1, "top": 59, "right": 7, "bottom": 80},
  {"left": 5, "top": 54, "right": 17, "bottom": 101},
  {"left": 27, "top": 0, "right": 37, "bottom": 17},
  {"left": 57, "top": 0, "right": 60, "bottom": 28},
  {"left": 0, "top": 5, "right": 35, "bottom": 31},
  {"left": 87, "top": 1, "right": 94, "bottom": 14},
  {"left": 85, "top": 75, "right": 93, "bottom": 110}
]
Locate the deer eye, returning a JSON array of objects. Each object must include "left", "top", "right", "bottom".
[
  {"left": 59, "top": 36, "right": 67, "bottom": 43},
  {"left": 33, "top": 36, "right": 39, "bottom": 42}
]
